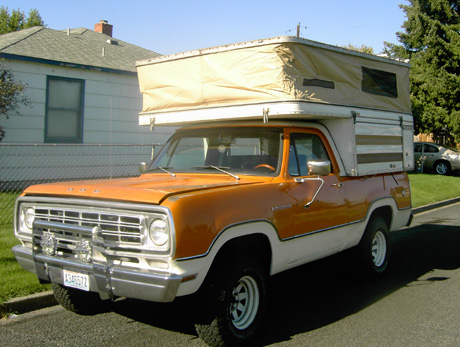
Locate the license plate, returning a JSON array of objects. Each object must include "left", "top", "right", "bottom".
[{"left": 63, "top": 270, "right": 90, "bottom": 291}]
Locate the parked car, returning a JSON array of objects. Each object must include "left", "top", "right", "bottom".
[{"left": 414, "top": 142, "right": 460, "bottom": 175}]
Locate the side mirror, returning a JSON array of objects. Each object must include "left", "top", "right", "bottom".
[
  {"left": 139, "top": 162, "right": 147, "bottom": 174},
  {"left": 307, "top": 160, "right": 331, "bottom": 176}
]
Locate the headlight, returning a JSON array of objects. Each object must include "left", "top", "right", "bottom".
[
  {"left": 149, "top": 219, "right": 169, "bottom": 246},
  {"left": 19, "top": 206, "right": 35, "bottom": 233},
  {"left": 24, "top": 208, "right": 35, "bottom": 229}
]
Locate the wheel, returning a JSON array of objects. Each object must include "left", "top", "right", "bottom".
[
  {"left": 52, "top": 283, "right": 108, "bottom": 315},
  {"left": 357, "top": 216, "right": 390, "bottom": 278},
  {"left": 434, "top": 161, "right": 451, "bottom": 175},
  {"left": 194, "top": 254, "right": 268, "bottom": 346}
]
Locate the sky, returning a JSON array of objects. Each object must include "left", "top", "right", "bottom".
[{"left": 3, "top": 0, "right": 409, "bottom": 56}]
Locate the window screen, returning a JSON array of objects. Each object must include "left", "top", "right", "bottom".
[
  {"left": 303, "top": 78, "right": 335, "bottom": 89},
  {"left": 45, "top": 76, "right": 84, "bottom": 143},
  {"left": 362, "top": 67, "right": 397, "bottom": 98}
]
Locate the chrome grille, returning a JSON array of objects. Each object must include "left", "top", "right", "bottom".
[{"left": 34, "top": 207, "right": 144, "bottom": 245}]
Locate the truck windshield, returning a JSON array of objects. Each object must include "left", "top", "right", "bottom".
[{"left": 149, "top": 127, "right": 283, "bottom": 176}]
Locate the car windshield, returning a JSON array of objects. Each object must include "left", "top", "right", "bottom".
[{"left": 149, "top": 127, "right": 283, "bottom": 176}]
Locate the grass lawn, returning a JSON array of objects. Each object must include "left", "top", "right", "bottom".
[
  {"left": 0, "top": 222, "right": 50, "bottom": 304},
  {"left": 409, "top": 173, "right": 460, "bottom": 207},
  {"left": 1, "top": 173, "right": 459, "bottom": 306},
  {"left": 0, "top": 191, "right": 50, "bottom": 305}
]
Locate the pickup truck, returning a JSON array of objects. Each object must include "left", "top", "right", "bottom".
[{"left": 13, "top": 36, "right": 414, "bottom": 346}]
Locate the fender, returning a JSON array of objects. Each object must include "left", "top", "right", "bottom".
[{"left": 174, "top": 220, "right": 279, "bottom": 296}]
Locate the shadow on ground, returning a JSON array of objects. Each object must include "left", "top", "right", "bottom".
[{"left": 107, "top": 222, "right": 460, "bottom": 346}]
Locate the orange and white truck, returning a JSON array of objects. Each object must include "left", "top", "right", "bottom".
[{"left": 13, "top": 37, "right": 413, "bottom": 346}]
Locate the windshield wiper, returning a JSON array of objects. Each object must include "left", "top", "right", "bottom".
[
  {"left": 146, "top": 166, "right": 176, "bottom": 177},
  {"left": 193, "top": 165, "right": 240, "bottom": 180}
]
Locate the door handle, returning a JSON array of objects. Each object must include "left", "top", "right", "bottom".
[{"left": 332, "top": 183, "right": 343, "bottom": 188}]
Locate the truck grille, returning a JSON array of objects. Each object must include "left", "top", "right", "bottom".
[{"left": 34, "top": 207, "right": 144, "bottom": 246}]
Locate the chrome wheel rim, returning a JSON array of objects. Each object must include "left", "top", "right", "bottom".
[
  {"left": 372, "top": 230, "right": 387, "bottom": 267},
  {"left": 230, "top": 275, "right": 259, "bottom": 330},
  {"left": 436, "top": 163, "right": 448, "bottom": 175}
]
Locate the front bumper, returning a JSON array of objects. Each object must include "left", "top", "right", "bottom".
[{"left": 12, "top": 245, "right": 182, "bottom": 303}]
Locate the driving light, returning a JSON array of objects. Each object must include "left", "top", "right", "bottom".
[
  {"left": 75, "top": 240, "right": 92, "bottom": 263},
  {"left": 149, "top": 219, "right": 169, "bottom": 246},
  {"left": 41, "top": 232, "right": 57, "bottom": 256}
]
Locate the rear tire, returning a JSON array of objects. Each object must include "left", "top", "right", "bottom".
[
  {"left": 357, "top": 216, "right": 391, "bottom": 278},
  {"left": 194, "top": 254, "right": 268, "bottom": 346},
  {"left": 52, "top": 283, "right": 107, "bottom": 315}
]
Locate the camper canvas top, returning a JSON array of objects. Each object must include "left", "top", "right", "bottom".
[{"left": 136, "top": 36, "right": 411, "bottom": 126}]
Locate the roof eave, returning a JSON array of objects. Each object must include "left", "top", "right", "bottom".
[{"left": 0, "top": 52, "right": 137, "bottom": 76}]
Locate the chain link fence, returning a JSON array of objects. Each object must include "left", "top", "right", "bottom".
[{"left": 0, "top": 143, "right": 162, "bottom": 225}]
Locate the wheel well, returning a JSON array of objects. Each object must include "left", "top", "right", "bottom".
[
  {"left": 434, "top": 160, "right": 451, "bottom": 169},
  {"left": 369, "top": 206, "right": 392, "bottom": 229},
  {"left": 213, "top": 234, "right": 272, "bottom": 274}
]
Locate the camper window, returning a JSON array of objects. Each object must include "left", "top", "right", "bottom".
[{"left": 361, "top": 67, "right": 397, "bottom": 98}]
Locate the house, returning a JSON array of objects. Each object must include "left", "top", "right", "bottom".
[
  {"left": 0, "top": 20, "right": 170, "bottom": 144},
  {"left": 0, "top": 21, "right": 173, "bottom": 188}
]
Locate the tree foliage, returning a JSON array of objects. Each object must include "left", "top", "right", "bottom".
[
  {"left": 342, "top": 44, "right": 375, "bottom": 55},
  {"left": 0, "top": 62, "right": 31, "bottom": 141},
  {"left": 0, "top": 7, "right": 43, "bottom": 140},
  {"left": 385, "top": 0, "right": 460, "bottom": 145},
  {"left": 0, "top": 6, "right": 44, "bottom": 34}
]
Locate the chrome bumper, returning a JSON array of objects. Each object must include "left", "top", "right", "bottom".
[{"left": 12, "top": 245, "right": 182, "bottom": 303}]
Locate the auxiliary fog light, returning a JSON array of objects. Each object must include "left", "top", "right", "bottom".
[
  {"left": 24, "top": 207, "right": 35, "bottom": 230},
  {"left": 149, "top": 219, "right": 168, "bottom": 246},
  {"left": 41, "top": 232, "right": 57, "bottom": 256},
  {"left": 76, "top": 240, "right": 92, "bottom": 263}
]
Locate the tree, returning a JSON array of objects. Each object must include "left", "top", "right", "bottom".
[
  {"left": 0, "top": 62, "right": 31, "bottom": 141},
  {"left": 385, "top": 0, "right": 460, "bottom": 145},
  {"left": 0, "top": 6, "right": 44, "bottom": 34},
  {"left": 342, "top": 44, "right": 375, "bottom": 55},
  {"left": 0, "top": 7, "right": 43, "bottom": 140}
]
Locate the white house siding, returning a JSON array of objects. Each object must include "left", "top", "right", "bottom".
[
  {"left": 2, "top": 59, "right": 174, "bottom": 145},
  {"left": 1, "top": 59, "right": 174, "bottom": 186}
]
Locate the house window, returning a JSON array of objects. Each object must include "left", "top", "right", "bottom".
[{"left": 45, "top": 76, "right": 84, "bottom": 143}]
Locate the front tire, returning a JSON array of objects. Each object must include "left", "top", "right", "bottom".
[
  {"left": 195, "top": 254, "right": 268, "bottom": 346},
  {"left": 52, "top": 283, "right": 107, "bottom": 315},
  {"left": 357, "top": 216, "right": 391, "bottom": 278}
]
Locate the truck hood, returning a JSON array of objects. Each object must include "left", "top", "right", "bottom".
[{"left": 23, "top": 174, "right": 263, "bottom": 205}]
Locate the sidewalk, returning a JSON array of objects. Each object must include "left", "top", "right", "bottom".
[{"left": 2, "top": 197, "right": 460, "bottom": 317}]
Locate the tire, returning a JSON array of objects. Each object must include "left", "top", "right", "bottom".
[
  {"left": 194, "top": 254, "right": 268, "bottom": 346},
  {"left": 357, "top": 216, "right": 390, "bottom": 278},
  {"left": 52, "top": 283, "right": 108, "bottom": 315},
  {"left": 434, "top": 161, "right": 451, "bottom": 175}
]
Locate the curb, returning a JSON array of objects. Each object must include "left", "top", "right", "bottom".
[
  {"left": 1, "top": 290, "right": 57, "bottom": 316},
  {"left": 2, "top": 198, "right": 460, "bottom": 317},
  {"left": 412, "top": 196, "right": 460, "bottom": 215}
]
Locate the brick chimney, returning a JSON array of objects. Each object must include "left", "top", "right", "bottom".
[{"left": 94, "top": 20, "right": 113, "bottom": 37}]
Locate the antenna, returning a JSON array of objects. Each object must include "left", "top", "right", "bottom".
[{"left": 286, "top": 23, "right": 307, "bottom": 38}]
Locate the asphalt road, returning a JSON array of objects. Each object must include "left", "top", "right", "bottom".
[{"left": 1, "top": 203, "right": 460, "bottom": 346}]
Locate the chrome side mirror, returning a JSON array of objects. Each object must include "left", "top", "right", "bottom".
[
  {"left": 307, "top": 160, "right": 331, "bottom": 176},
  {"left": 139, "top": 162, "right": 147, "bottom": 174}
]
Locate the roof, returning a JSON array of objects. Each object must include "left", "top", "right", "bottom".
[{"left": 0, "top": 26, "right": 161, "bottom": 74}]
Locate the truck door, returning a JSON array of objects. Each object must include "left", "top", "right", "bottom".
[{"left": 280, "top": 130, "right": 349, "bottom": 243}]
